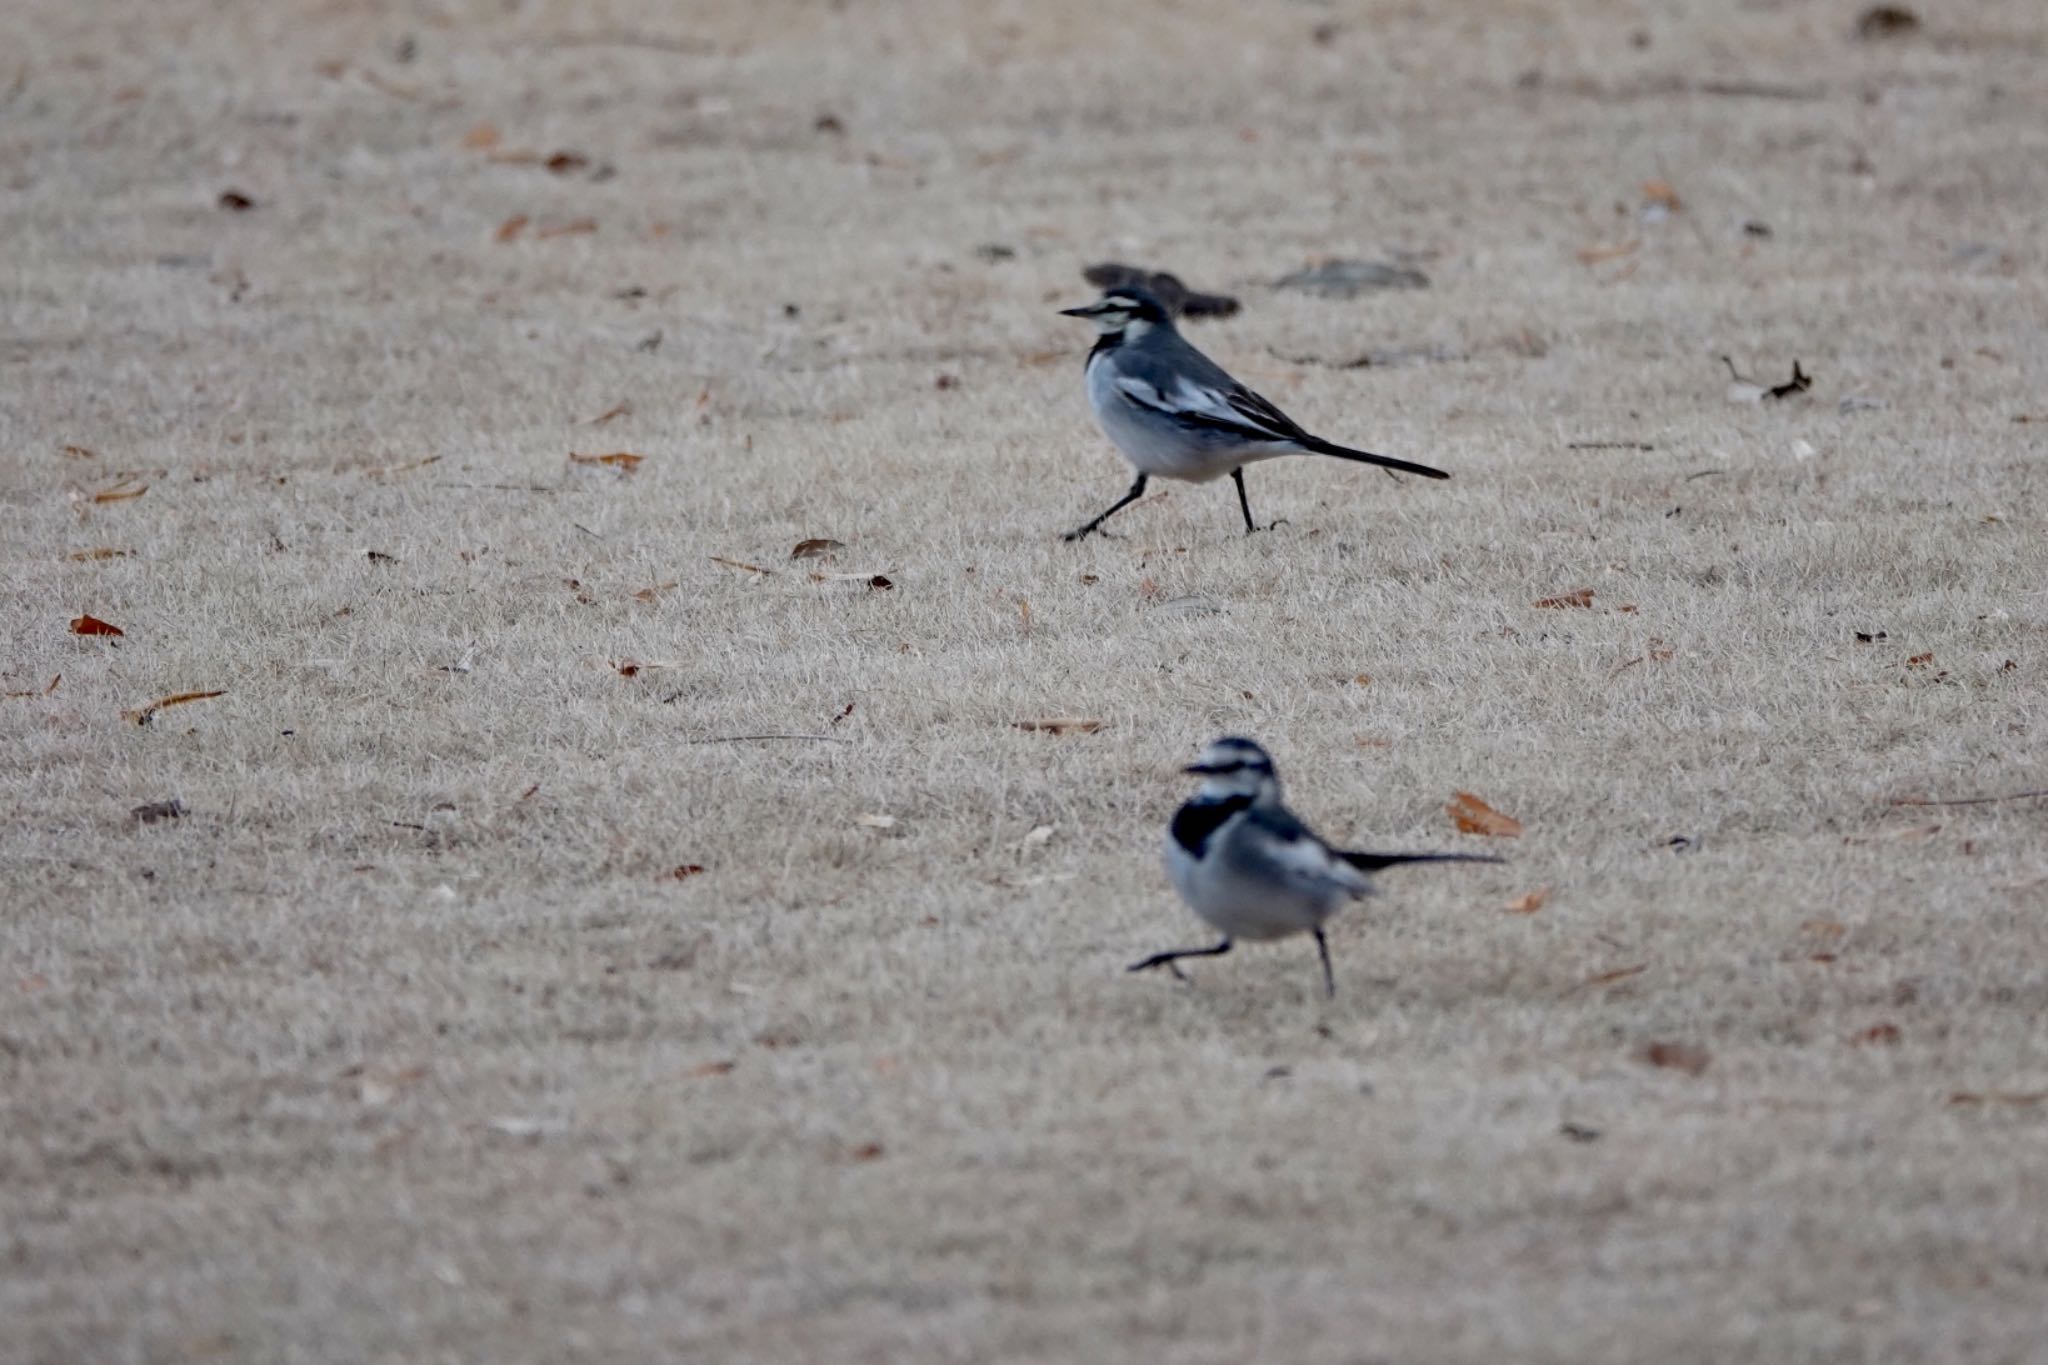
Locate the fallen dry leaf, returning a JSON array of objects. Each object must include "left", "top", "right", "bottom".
[
  {"left": 61, "top": 444, "right": 95, "bottom": 459},
  {"left": 1578, "top": 239, "right": 1639, "bottom": 266},
  {"left": 1640, "top": 1041, "right": 1711, "bottom": 1076},
  {"left": 69, "top": 614, "right": 124, "bottom": 637},
  {"left": 1352, "top": 673, "right": 1373, "bottom": 686},
  {"left": 1565, "top": 963, "right": 1650, "bottom": 996},
  {"left": 790, "top": 538, "right": 845, "bottom": 560},
  {"left": 91, "top": 483, "right": 147, "bottom": 503},
  {"left": 1447, "top": 790, "right": 1523, "bottom": 837},
  {"left": 123, "top": 689, "right": 226, "bottom": 725},
  {"left": 668, "top": 864, "right": 707, "bottom": 880},
  {"left": 1905, "top": 651, "right": 1933, "bottom": 667},
  {"left": 569, "top": 451, "right": 644, "bottom": 472},
  {"left": 1504, "top": 887, "right": 1550, "bottom": 914},
  {"left": 1533, "top": 588, "right": 1596, "bottom": 609},
  {"left": 461, "top": 121, "right": 501, "bottom": 149},
  {"left": 1853, "top": 1022, "right": 1903, "bottom": 1046},
  {"left": 218, "top": 189, "right": 255, "bottom": 211},
  {"left": 629, "top": 581, "right": 678, "bottom": 603},
  {"left": 688, "top": 1060, "right": 735, "bottom": 1078},
  {"left": 710, "top": 556, "right": 772, "bottom": 575},
  {"left": 544, "top": 150, "right": 590, "bottom": 175},
  {"left": 495, "top": 214, "right": 529, "bottom": 242},
  {"left": 1640, "top": 179, "right": 1682, "bottom": 211},
  {"left": 534, "top": 218, "right": 597, "bottom": 240},
  {"left": 1012, "top": 719, "right": 1103, "bottom": 736}
]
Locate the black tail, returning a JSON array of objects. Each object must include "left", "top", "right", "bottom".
[
  {"left": 1339, "top": 850, "right": 1506, "bottom": 872},
  {"left": 1304, "top": 436, "right": 1450, "bottom": 481}
]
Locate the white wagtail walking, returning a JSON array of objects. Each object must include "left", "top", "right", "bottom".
[
  {"left": 1058, "top": 288, "right": 1451, "bottom": 540},
  {"left": 1130, "top": 737, "right": 1502, "bottom": 998}
]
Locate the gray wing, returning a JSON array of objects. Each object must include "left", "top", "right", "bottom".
[
  {"left": 1229, "top": 803, "right": 1375, "bottom": 900},
  {"left": 1108, "top": 332, "right": 1317, "bottom": 447}
]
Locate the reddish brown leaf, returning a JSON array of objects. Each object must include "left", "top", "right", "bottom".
[
  {"left": 1905, "top": 651, "right": 1933, "bottom": 667},
  {"left": 218, "top": 189, "right": 256, "bottom": 211},
  {"left": 122, "top": 689, "right": 226, "bottom": 725},
  {"left": 846, "top": 1142, "right": 885, "bottom": 1162},
  {"left": 689, "top": 1060, "right": 736, "bottom": 1078},
  {"left": 668, "top": 864, "right": 707, "bottom": 880},
  {"left": 1640, "top": 1041, "right": 1711, "bottom": 1076},
  {"left": 1504, "top": 887, "right": 1549, "bottom": 914},
  {"left": 1640, "top": 179, "right": 1682, "bottom": 210},
  {"left": 1447, "top": 790, "right": 1523, "bottom": 837},
  {"left": 91, "top": 483, "right": 147, "bottom": 503},
  {"left": 1853, "top": 1022, "right": 1903, "bottom": 1046},
  {"left": 544, "top": 150, "right": 590, "bottom": 174},
  {"left": 569, "top": 451, "right": 644, "bottom": 471},
  {"left": 61, "top": 444, "right": 95, "bottom": 459},
  {"left": 461, "top": 121, "right": 501, "bottom": 150},
  {"left": 534, "top": 218, "right": 597, "bottom": 240},
  {"left": 495, "top": 214, "right": 529, "bottom": 242},
  {"left": 69, "top": 614, "right": 124, "bottom": 637},
  {"left": 1533, "top": 588, "right": 1595, "bottom": 609}
]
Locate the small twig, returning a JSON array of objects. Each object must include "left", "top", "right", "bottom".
[
  {"left": 1684, "top": 469, "right": 1726, "bottom": 481},
  {"left": 1567, "top": 440, "right": 1656, "bottom": 451},
  {"left": 437, "top": 483, "right": 561, "bottom": 494},
  {"left": 1890, "top": 789, "right": 2048, "bottom": 809},
  {"left": 685, "top": 733, "right": 848, "bottom": 744}
]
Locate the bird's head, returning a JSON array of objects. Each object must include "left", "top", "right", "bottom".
[
  {"left": 1059, "top": 287, "right": 1171, "bottom": 337},
  {"left": 1184, "top": 736, "right": 1281, "bottom": 803}
]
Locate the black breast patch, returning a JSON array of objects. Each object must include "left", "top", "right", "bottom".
[{"left": 1169, "top": 795, "right": 1254, "bottom": 856}]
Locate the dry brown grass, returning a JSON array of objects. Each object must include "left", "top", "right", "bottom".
[{"left": 5, "top": 1, "right": 2047, "bottom": 1360}]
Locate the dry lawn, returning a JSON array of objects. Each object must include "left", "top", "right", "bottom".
[{"left": 5, "top": 1, "right": 2048, "bottom": 1360}]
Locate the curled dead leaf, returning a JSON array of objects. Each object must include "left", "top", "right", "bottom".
[
  {"left": 70, "top": 614, "right": 124, "bottom": 637},
  {"left": 1504, "top": 887, "right": 1549, "bottom": 914},
  {"left": 91, "top": 482, "right": 147, "bottom": 503},
  {"left": 790, "top": 538, "right": 845, "bottom": 560},
  {"left": 1447, "top": 790, "right": 1523, "bottom": 837},
  {"left": 668, "top": 864, "right": 707, "bottom": 880},
  {"left": 1640, "top": 1041, "right": 1711, "bottom": 1076},
  {"left": 1533, "top": 588, "right": 1595, "bottom": 609}
]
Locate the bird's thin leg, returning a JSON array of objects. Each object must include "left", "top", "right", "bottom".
[
  {"left": 1231, "top": 467, "right": 1287, "bottom": 535},
  {"left": 1127, "top": 939, "right": 1232, "bottom": 979},
  {"left": 1064, "top": 474, "right": 1148, "bottom": 542},
  {"left": 1313, "top": 928, "right": 1336, "bottom": 999}
]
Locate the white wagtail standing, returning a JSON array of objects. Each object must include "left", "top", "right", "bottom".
[
  {"left": 1058, "top": 288, "right": 1451, "bottom": 540},
  {"left": 1130, "top": 737, "right": 1502, "bottom": 998}
]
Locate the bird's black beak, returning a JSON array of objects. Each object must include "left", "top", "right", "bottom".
[{"left": 1058, "top": 302, "right": 1102, "bottom": 318}]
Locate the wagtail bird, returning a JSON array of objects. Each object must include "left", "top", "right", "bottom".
[
  {"left": 1058, "top": 288, "right": 1450, "bottom": 540},
  {"left": 1131, "top": 737, "right": 1502, "bottom": 999}
]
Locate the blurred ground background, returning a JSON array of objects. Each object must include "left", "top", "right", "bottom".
[{"left": 3, "top": 0, "right": 2046, "bottom": 1360}]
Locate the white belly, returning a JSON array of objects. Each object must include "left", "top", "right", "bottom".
[{"left": 1162, "top": 826, "right": 1360, "bottom": 942}]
